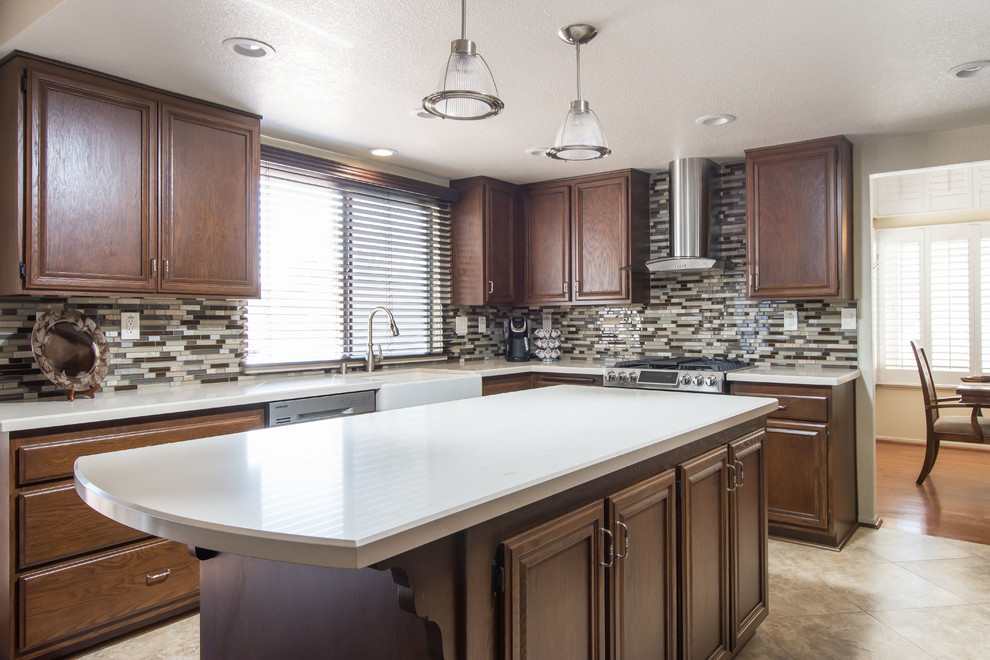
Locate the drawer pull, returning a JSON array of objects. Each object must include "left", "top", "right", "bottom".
[
  {"left": 145, "top": 569, "right": 171, "bottom": 586},
  {"left": 777, "top": 404, "right": 787, "bottom": 411}
]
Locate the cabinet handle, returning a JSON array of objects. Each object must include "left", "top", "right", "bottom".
[
  {"left": 489, "top": 280, "right": 494, "bottom": 294},
  {"left": 151, "top": 258, "right": 157, "bottom": 279},
  {"left": 164, "top": 260, "right": 170, "bottom": 280},
  {"left": 726, "top": 463, "right": 737, "bottom": 492},
  {"left": 735, "top": 459, "right": 745, "bottom": 488},
  {"left": 563, "top": 281, "right": 569, "bottom": 295},
  {"left": 777, "top": 404, "right": 787, "bottom": 411},
  {"left": 600, "top": 527, "right": 615, "bottom": 568},
  {"left": 614, "top": 521, "right": 630, "bottom": 560},
  {"left": 145, "top": 568, "right": 171, "bottom": 586}
]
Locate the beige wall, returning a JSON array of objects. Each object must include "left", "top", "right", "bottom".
[
  {"left": 875, "top": 385, "right": 972, "bottom": 442},
  {"left": 854, "top": 121, "right": 990, "bottom": 525}
]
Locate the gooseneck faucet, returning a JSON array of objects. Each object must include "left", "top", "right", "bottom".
[{"left": 366, "top": 306, "right": 400, "bottom": 372}]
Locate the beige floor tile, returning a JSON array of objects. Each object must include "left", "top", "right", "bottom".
[
  {"left": 847, "top": 526, "right": 978, "bottom": 562},
  {"left": 942, "top": 536, "right": 990, "bottom": 559},
  {"left": 820, "top": 561, "right": 967, "bottom": 611},
  {"left": 871, "top": 604, "right": 990, "bottom": 660},
  {"left": 768, "top": 536, "right": 888, "bottom": 575},
  {"left": 761, "top": 612, "right": 933, "bottom": 660},
  {"left": 735, "top": 628, "right": 794, "bottom": 659},
  {"left": 897, "top": 556, "right": 990, "bottom": 603},
  {"left": 769, "top": 570, "right": 863, "bottom": 616},
  {"left": 70, "top": 614, "right": 199, "bottom": 660}
]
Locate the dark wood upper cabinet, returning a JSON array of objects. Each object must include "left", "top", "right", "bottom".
[
  {"left": 522, "top": 169, "right": 649, "bottom": 306},
  {"left": 745, "top": 135, "right": 852, "bottom": 299},
  {"left": 0, "top": 53, "right": 260, "bottom": 298},
  {"left": 159, "top": 102, "right": 258, "bottom": 297},
  {"left": 522, "top": 182, "right": 571, "bottom": 304},
  {"left": 450, "top": 176, "right": 518, "bottom": 305},
  {"left": 22, "top": 63, "right": 158, "bottom": 293}
]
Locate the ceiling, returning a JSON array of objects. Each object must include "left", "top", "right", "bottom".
[{"left": 3, "top": 0, "right": 990, "bottom": 185}]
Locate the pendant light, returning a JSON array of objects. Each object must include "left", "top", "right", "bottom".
[
  {"left": 547, "top": 24, "right": 611, "bottom": 161},
  {"left": 422, "top": 0, "right": 503, "bottom": 120}
]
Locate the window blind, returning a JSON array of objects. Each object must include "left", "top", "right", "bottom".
[
  {"left": 875, "top": 222, "right": 989, "bottom": 385},
  {"left": 245, "top": 153, "right": 452, "bottom": 367}
]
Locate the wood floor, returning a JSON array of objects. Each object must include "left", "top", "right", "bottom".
[{"left": 876, "top": 439, "right": 990, "bottom": 545}]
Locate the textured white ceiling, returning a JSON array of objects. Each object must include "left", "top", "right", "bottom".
[{"left": 3, "top": 0, "right": 990, "bottom": 184}]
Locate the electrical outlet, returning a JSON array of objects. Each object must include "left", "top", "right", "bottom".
[
  {"left": 121, "top": 312, "right": 140, "bottom": 340},
  {"left": 841, "top": 308, "right": 857, "bottom": 330},
  {"left": 478, "top": 316, "right": 486, "bottom": 333},
  {"left": 455, "top": 315, "right": 468, "bottom": 336},
  {"left": 783, "top": 310, "right": 798, "bottom": 332},
  {"left": 542, "top": 310, "right": 552, "bottom": 329}
]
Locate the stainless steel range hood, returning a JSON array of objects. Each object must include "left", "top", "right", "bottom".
[{"left": 645, "top": 157, "right": 732, "bottom": 273}]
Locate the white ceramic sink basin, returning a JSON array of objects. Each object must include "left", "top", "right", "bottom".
[{"left": 375, "top": 370, "right": 482, "bottom": 411}]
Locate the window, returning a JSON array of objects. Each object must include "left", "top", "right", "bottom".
[
  {"left": 876, "top": 222, "right": 990, "bottom": 385},
  {"left": 245, "top": 148, "right": 452, "bottom": 367}
]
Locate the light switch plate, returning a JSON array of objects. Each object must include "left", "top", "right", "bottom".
[
  {"left": 784, "top": 310, "right": 798, "bottom": 332},
  {"left": 478, "top": 316, "right": 486, "bottom": 333},
  {"left": 455, "top": 315, "right": 468, "bottom": 336},
  {"left": 841, "top": 308, "right": 857, "bottom": 330},
  {"left": 121, "top": 312, "right": 140, "bottom": 340}
]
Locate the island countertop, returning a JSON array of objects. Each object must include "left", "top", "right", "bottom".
[{"left": 75, "top": 386, "right": 777, "bottom": 570}]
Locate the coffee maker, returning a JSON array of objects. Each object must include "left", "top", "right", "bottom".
[{"left": 505, "top": 317, "right": 530, "bottom": 362}]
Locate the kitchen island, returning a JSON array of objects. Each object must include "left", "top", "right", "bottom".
[{"left": 75, "top": 386, "right": 777, "bottom": 659}]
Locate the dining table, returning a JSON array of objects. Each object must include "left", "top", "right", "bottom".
[{"left": 956, "top": 381, "right": 990, "bottom": 406}]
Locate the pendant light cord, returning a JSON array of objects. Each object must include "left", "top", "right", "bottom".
[
  {"left": 460, "top": 0, "right": 466, "bottom": 39},
  {"left": 575, "top": 43, "right": 582, "bottom": 101}
]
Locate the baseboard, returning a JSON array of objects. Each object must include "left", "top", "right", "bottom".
[{"left": 876, "top": 435, "right": 990, "bottom": 452}]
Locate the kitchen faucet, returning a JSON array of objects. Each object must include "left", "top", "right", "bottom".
[{"left": 366, "top": 306, "right": 400, "bottom": 372}]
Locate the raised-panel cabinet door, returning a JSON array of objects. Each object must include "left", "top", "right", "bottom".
[
  {"left": 679, "top": 445, "right": 731, "bottom": 660},
  {"left": 485, "top": 181, "right": 517, "bottom": 304},
  {"left": 765, "top": 420, "right": 829, "bottom": 529},
  {"left": 159, "top": 102, "right": 259, "bottom": 297},
  {"left": 25, "top": 66, "right": 156, "bottom": 292},
  {"left": 572, "top": 175, "right": 629, "bottom": 302},
  {"left": 728, "top": 431, "right": 768, "bottom": 651},
  {"left": 608, "top": 470, "right": 677, "bottom": 660},
  {"left": 523, "top": 184, "right": 571, "bottom": 304},
  {"left": 503, "top": 501, "right": 606, "bottom": 660}
]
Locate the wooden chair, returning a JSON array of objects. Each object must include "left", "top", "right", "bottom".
[{"left": 912, "top": 340, "right": 989, "bottom": 483}]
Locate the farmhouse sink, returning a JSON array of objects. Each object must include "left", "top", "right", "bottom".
[{"left": 375, "top": 369, "right": 482, "bottom": 411}]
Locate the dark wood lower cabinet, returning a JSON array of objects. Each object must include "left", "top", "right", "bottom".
[
  {"left": 481, "top": 371, "right": 603, "bottom": 396},
  {"left": 3, "top": 406, "right": 265, "bottom": 659}
]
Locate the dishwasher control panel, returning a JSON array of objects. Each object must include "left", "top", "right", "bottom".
[{"left": 266, "top": 390, "right": 376, "bottom": 426}]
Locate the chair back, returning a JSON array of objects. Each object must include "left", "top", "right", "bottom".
[{"left": 911, "top": 340, "right": 940, "bottom": 424}]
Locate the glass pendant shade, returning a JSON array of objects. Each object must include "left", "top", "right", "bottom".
[
  {"left": 423, "top": 39, "right": 503, "bottom": 120},
  {"left": 547, "top": 100, "right": 611, "bottom": 160}
]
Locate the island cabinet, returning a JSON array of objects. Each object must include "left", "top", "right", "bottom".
[
  {"left": 744, "top": 135, "right": 852, "bottom": 300},
  {"left": 0, "top": 53, "right": 260, "bottom": 298},
  {"left": 521, "top": 170, "right": 649, "bottom": 306},
  {"left": 450, "top": 177, "right": 519, "bottom": 305},
  {"left": 730, "top": 380, "right": 857, "bottom": 549},
  {"left": 499, "top": 429, "right": 765, "bottom": 660},
  {"left": 2, "top": 405, "right": 264, "bottom": 660}
]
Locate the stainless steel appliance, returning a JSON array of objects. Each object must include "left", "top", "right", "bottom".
[
  {"left": 602, "top": 356, "right": 750, "bottom": 394},
  {"left": 266, "top": 390, "right": 376, "bottom": 427},
  {"left": 505, "top": 317, "right": 530, "bottom": 362}
]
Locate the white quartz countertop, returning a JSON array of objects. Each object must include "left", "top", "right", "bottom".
[
  {"left": 727, "top": 365, "right": 860, "bottom": 386},
  {"left": 75, "top": 386, "right": 778, "bottom": 570}
]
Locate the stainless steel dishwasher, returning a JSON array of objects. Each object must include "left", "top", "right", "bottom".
[{"left": 265, "top": 390, "right": 376, "bottom": 427}]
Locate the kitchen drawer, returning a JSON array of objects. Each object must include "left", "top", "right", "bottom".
[
  {"left": 13, "top": 407, "right": 264, "bottom": 486},
  {"left": 730, "top": 383, "right": 828, "bottom": 422},
  {"left": 482, "top": 373, "right": 533, "bottom": 396},
  {"left": 532, "top": 373, "right": 603, "bottom": 388},
  {"left": 18, "top": 484, "right": 147, "bottom": 569},
  {"left": 18, "top": 539, "right": 198, "bottom": 652}
]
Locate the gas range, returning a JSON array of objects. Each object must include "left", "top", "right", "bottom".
[{"left": 602, "top": 356, "right": 751, "bottom": 394}]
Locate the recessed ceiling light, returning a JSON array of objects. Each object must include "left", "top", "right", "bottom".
[
  {"left": 948, "top": 60, "right": 990, "bottom": 79},
  {"left": 411, "top": 108, "right": 440, "bottom": 119},
  {"left": 222, "top": 37, "right": 276, "bottom": 59},
  {"left": 696, "top": 114, "right": 736, "bottom": 127},
  {"left": 525, "top": 147, "right": 550, "bottom": 157},
  {"left": 368, "top": 148, "right": 397, "bottom": 157}
]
